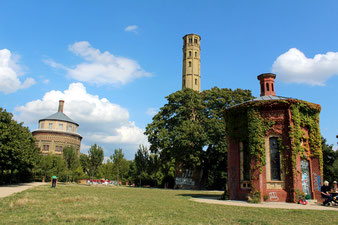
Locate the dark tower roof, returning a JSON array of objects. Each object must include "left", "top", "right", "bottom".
[{"left": 39, "top": 100, "right": 79, "bottom": 126}]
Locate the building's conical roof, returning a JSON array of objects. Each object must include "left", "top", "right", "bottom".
[{"left": 39, "top": 111, "right": 78, "bottom": 126}]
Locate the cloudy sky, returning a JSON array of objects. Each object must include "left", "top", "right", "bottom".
[{"left": 1, "top": 0, "right": 337, "bottom": 158}]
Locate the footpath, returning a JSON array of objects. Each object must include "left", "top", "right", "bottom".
[
  {"left": 0, "top": 182, "right": 45, "bottom": 198},
  {"left": 191, "top": 197, "right": 338, "bottom": 211}
]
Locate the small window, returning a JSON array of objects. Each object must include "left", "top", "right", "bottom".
[
  {"left": 43, "top": 145, "right": 49, "bottom": 151},
  {"left": 189, "top": 51, "right": 192, "bottom": 57},
  {"left": 189, "top": 38, "right": 192, "bottom": 43},
  {"left": 266, "top": 83, "right": 269, "bottom": 91},
  {"left": 195, "top": 79, "right": 197, "bottom": 85},
  {"left": 194, "top": 39, "right": 197, "bottom": 44},
  {"left": 40, "top": 123, "right": 44, "bottom": 129},
  {"left": 195, "top": 52, "right": 197, "bottom": 57},
  {"left": 55, "top": 146, "right": 63, "bottom": 152},
  {"left": 189, "top": 61, "right": 191, "bottom": 67},
  {"left": 68, "top": 125, "right": 72, "bottom": 131},
  {"left": 48, "top": 123, "right": 53, "bottom": 129},
  {"left": 59, "top": 124, "right": 63, "bottom": 130},
  {"left": 272, "top": 83, "right": 274, "bottom": 91}
]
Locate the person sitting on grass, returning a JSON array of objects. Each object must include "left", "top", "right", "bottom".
[
  {"left": 321, "top": 181, "right": 333, "bottom": 206},
  {"left": 332, "top": 181, "right": 338, "bottom": 193}
]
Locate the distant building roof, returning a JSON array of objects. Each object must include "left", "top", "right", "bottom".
[{"left": 39, "top": 111, "right": 79, "bottom": 126}]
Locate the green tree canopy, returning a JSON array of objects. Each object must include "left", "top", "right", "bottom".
[
  {"left": 322, "top": 137, "right": 338, "bottom": 182},
  {"left": 144, "top": 87, "right": 254, "bottom": 189},
  {"left": 63, "top": 146, "right": 79, "bottom": 182},
  {"left": 88, "top": 144, "right": 104, "bottom": 179},
  {"left": 0, "top": 108, "right": 40, "bottom": 184}
]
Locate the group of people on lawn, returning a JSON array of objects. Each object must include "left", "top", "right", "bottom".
[{"left": 321, "top": 180, "right": 338, "bottom": 206}]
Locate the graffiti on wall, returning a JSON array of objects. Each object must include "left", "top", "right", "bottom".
[
  {"left": 269, "top": 192, "right": 279, "bottom": 201},
  {"left": 175, "top": 178, "right": 195, "bottom": 186},
  {"left": 313, "top": 173, "right": 321, "bottom": 191}
]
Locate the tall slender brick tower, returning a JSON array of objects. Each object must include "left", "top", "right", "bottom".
[{"left": 182, "top": 34, "right": 201, "bottom": 92}]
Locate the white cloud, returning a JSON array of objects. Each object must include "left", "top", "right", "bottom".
[
  {"left": 14, "top": 82, "right": 149, "bottom": 158},
  {"left": 125, "top": 25, "right": 138, "bottom": 33},
  {"left": 146, "top": 107, "right": 158, "bottom": 116},
  {"left": 45, "top": 41, "right": 150, "bottom": 86},
  {"left": 272, "top": 48, "right": 338, "bottom": 86},
  {"left": 0, "top": 49, "right": 35, "bottom": 94}
]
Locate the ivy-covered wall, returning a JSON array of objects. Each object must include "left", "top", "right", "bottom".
[{"left": 226, "top": 99, "right": 322, "bottom": 202}]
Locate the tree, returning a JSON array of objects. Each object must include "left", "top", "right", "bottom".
[
  {"left": 144, "top": 87, "right": 254, "bottom": 189},
  {"left": 79, "top": 153, "right": 90, "bottom": 175},
  {"left": 201, "top": 87, "right": 254, "bottom": 189},
  {"left": 111, "top": 148, "right": 128, "bottom": 184},
  {"left": 134, "top": 145, "right": 150, "bottom": 186},
  {"left": 322, "top": 137, "right": 338, "bottom": 182},
  {"left": 88, "top": 144, "right": 104, "bottom": 179},
  {"left": 0, "top": 108, "right": 40, "bottom": 184},
  {"left": 62, "top": 146, "right": 78, "bottom": 182},
  {"left": 145, "top": 89, "right": 207, "bottom": 179}
]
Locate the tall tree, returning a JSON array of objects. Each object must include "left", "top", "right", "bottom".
[
  {"left": 145, "top": 89, "right": 207, "bottom": 177},
  {"left": 145, "top": 87, "right": 254, "bottom": 189},
  {"left": 88, "top": 144, "right": 104, "bottom": 179},
  {"left": 79, "top": 153, "right": 90, "bottom": 175},
  {"left": 201, "top": 87, "right": 254, "bottom": 189},
  {"left": 0, "top": 108, "right": 40, "bottom": 184},
  {"left": 134, "top": 145, "right": 150, "bottom": 186},
  {"left": 111, "top": 148, "right": 128, "bottom": 183},
  {"left": 62, "top": 146, "right": 78, "bottom": 182}
]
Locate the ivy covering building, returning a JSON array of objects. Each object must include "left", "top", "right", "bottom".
[{"left": 226, "top": 73, "right": 322, "bottom": 202}]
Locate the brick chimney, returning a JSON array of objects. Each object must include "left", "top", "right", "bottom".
[
  {"left": 257, "top": 73, "right": 276, "bottom": 96},
  {"left": 58, "top": 100, "right": 64, "bottom": 113}
]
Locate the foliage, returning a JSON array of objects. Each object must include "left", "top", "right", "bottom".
[
  {"left": 322, "top": 138, "right": 338, "bottom": 182},
  {"left": 111, "top": 148, "right": 129, "bottom": 183},
  {"left": 294, "top": 189, "right": 306, "bottom": 202},
  {"left": 289, "top": 102, "right": 322, "bottom": 175},
  {"left": 145, "top": 87, "right": 254, "bottom": 189},
  {"left": 88, "top": 144, "right": 104, "bottom": 179},
  {"left": 79, "top": 153, "right": 90, "bottom": 175},
  {"left": 0, "top": 108, "right": 40, "bottom": 184},
  {"left": 248, "top": 190, "right": 261, "bottom": 203},
  {"left": 62, "top": 146, "right": 79, "bottom": 182},
  {"left": 133, "top": 145, "right": 163, "bottom": 186}
]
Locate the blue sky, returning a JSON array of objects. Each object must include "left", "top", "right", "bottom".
[{"left": 1, "top": 0, "right": 337, "bottom": 159}]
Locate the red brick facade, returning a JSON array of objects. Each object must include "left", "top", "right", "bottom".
[{"left": 227, "top": 74, "right": 322, "bottom": 202}]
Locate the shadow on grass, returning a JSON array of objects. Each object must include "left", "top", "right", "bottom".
[{"left": 177, "top": 193, "right": 221, "bottom": 199}]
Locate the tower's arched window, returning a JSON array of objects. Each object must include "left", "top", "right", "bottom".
[
  {"left": 195, "top": 52, "right": 197, "bottom": 57},
  {"left": 189, "top": 38, "right": 192, "bottom": 43},
  {"left": 270, "top": 137, "right": 281, "bottom": 180},
  {"left": 195, "top": 79, "right": 197, "bottom": 85},
  {"left": 272, "top": 83, "right": 274, "bottom": 91},
  {"left": 189, "top": 51, "right": 192, "bottom": 57},
  {"left": 266, "top": 83, "right": 269, "bottom": 91},
  {"left": 189, "top": 61, "right": 191, "bottom": 67},
  {"left": 194, "top": 39, "right": 197, "bottom": 44}
]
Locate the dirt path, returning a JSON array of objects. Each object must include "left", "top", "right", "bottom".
[
  {"left": 191, "top": 198, "right": 338, "bottom": 211},
  {"left": 0, "top": 182, "right": 45, "bottom": 198}
]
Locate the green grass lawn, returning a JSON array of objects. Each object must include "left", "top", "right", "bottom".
[{"left": 0, "top": 184, "right": 337, "bottom": 225}]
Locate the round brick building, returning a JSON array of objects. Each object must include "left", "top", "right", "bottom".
[{"left": 32, "top": 100, "right": 82, "bottom": 155}]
